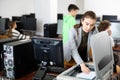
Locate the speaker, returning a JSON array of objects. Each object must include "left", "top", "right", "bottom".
[
  {"left": 44, "top": 23, "right": 58, "bottom": 38},
  {"left": 0, "top": 38, "right": 18, "bottom": 71},
  {"left": 3, "top": 39, "right": 37, "bottom": 79}
]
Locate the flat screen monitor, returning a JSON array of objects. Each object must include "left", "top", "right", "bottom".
[
  {"left": 57, "top": 14, "right": 63, "bottom": 35},
  {"left": 110, "top": 21, "right": 120, "bottom": 39},
  {"left": 76, "top": 14, "right": 83, "bottom": 24},
  {"left": 21, "top": 18, "right": 36, "bottom": 31},
  {"left": 90, "top": 31, "right": 113, "bottom": 80},
  {"left": 12, "top": 16, "right": 21, "bottom": 21},
  {"left": 32, "top": 37, "right": 64, "bottom": 68},
  {"left": 102, "top": 15, "right": 117, "bottom": 21},
  {"left": 57, "top": 20, "right": 63, "bottom": 35},
  {"left": 0, "top": 18, "right": 9, "bottom": 34},
  {"left": 58, "top": 14, "right": 63, "bottom": 19}
]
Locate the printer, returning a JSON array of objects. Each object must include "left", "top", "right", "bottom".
[{"left": 57, "top": 31, "right": 114, "bottom": 80}]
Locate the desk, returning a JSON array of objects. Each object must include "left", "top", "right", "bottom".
[
  {"left": 0, "top": 71, "right": 57, "bottom": 80},
  {"left": 113, "top": 45, "right": 120, "bottom": 52}
]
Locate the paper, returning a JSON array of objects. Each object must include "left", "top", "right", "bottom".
[{"left": 76, "top": 71, "right": 96, "bottom": 80}]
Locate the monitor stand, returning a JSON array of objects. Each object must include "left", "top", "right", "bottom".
[{"left": 32, "top": 66, "right": 47, "bottom": 80}]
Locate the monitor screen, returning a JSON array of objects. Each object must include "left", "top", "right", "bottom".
[
  {"left": 76, "top": 14, "right": 83, "bottom": 20},
  {"left": 12, "top": 16, "right": 21, "bottom": 21},
  {"left": 32, "top": 37, "right": 64, "bottom": 68},
  {"left": 102, "top": 15, "right": 117, "bottom": 21},
  {"left": 57, "top": 14, "right": 63, "bottom": 35},
  {"left": 76, "top": 14, "right": 83, "bottom": 24},
  {"left": 0, "top": 18, "right": 9, "bottom": 34},
  {"left": 110, "top": 21, "right": 120, "bottom": 39},
  {"left": 58, "top": 14, "right": 63, "bottom": 19},
  {"left": 57, "top": 20, "right": 63, "bottom": 35},
  {"left": 90, "top": 31, "right": 113, "bottom": 80},
  {"left": 21, "top": 18, "right": 36, "bottom": 31}
]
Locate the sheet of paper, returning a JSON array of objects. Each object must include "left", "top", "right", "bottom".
[{"left": 76, "top": 71, "right": 96, "bottom": 79}]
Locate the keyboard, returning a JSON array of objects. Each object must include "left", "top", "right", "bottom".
[
  {"left": 44, "top": 73, "right": 56, "bottom": 80},
  {"left": 48, "top": 67, "right": 66, "bottom": 73}
]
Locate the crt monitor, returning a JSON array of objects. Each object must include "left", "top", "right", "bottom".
[
  {"left": 102, "top": 15, "right": 117, "bottom": 21},
  {"left": 57, "top": 14, "right": 63, "bottom": 35},
  {"left": 0, "top": 18, "right": 9, "bottom": 34},
  {"left": 90, "top": 31, "right": 113, "bottom": 80},
  {"left": 21, "top": 18, "right": 36, "bottom": 31},
  {"left": 32, "top": 36, "right": 64, "bottom": 68},
  {"left": 76, "top": 14, "right": 83, "bottom": 24},
  {"left": 110, "top": 21, "right": 120, "bottom": 39}
]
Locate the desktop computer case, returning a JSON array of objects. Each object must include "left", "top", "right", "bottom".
[
  {"left": 0, "top": 38, "right": 18, "bottom": 71},
  {"left": 3, "top": 39, "right": 37, "bottom": 79}
]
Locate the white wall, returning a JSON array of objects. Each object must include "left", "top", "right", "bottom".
[
  {"left": 84, "top": 0, "right": 120, "bottom": 19},
  {"left": 0, "top": 0, "right": 35, "bottom": 19},
  {"left": 75, "top": 0, "right": 84, "bottom": 14},
  {"left": 35, "top": 0, "right": 57, "bottom": 36},
  {"left": 58, "top": 0, "right": 84, "bottom": 14}
]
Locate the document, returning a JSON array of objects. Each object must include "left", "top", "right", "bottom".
[{"left": 76, "top": 71, "right": 96, "bottom": 80}]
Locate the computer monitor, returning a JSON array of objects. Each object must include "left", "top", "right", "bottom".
[
  {"left": 12, "top": 16, "right": 22, "bottom": 21},
  {"left": 57, "top": 14, "right": 63, "bottom": 20},
  {"left": 90, "top": 31, "right": 113, "bottom": 80},
  {"left": 32, "top": 36, "right": 64, "bottom": 68},
  {"left": 102, "top": 15, "right": 117, "bottom": 21},
  {"left": 0, "top": 18, "right": 9, "bottom": 34},
  {"left": 110, "top": 21, "right": 120, "bottom": 39},
  {"left": 76, "top": 14, "right": 83, "bottom": 24},
  {"left": 20, "top": 18, "right": 36, "bottom": 31},
  {"left": 57, "top": 14, "right": 63, "bottom": 35}
]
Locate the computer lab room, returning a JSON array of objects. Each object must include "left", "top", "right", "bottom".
[{"left": 0, "top": 0, "right": 120, "bottom": 80}]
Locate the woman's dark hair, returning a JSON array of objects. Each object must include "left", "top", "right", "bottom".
[
  {"left": 68, "top": 4, "right": 79, "bottom": 12},
  {"left": 98, "top": 20, "right": 111, "bottom": 32},
  {"left": 74, "top": 11, "right": 96, "bottom": 34}
]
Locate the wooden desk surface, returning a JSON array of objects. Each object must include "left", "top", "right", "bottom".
[{"left": 113, "top": 45, "right": 120, "bottom": 51}]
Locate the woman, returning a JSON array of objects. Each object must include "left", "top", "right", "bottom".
[
  {"left": 6, "top": 21, "right": 27, "bottom": 39},
  {"left": 5, "top": 21, "right": 20, "bottom": 38},
  {"left": 0, "top": 21, "right": 19, "bottom": 39},
  {"left": 98, "top": 20, "right": 114, "bottom": 47},
  {"left": 64, "top": 11, "right": 98, "bottom": 74}
]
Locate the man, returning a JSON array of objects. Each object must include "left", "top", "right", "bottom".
[{"left": 62, "top": 4, "right": 79, "bottom": 44}]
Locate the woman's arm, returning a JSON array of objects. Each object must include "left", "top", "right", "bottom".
[{"left": 69, "top": 28, "right": 90, "bottom": 74}]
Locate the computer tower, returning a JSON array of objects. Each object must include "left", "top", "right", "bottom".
[
  {"left": 0, "top": 38, "right": 19, "bottom": 71},
  {"left": 44, "top": 23, "right": 58, "bottom": 38},
  {"left": 3, "top": 39, "right": 37, "bottom": 79}
]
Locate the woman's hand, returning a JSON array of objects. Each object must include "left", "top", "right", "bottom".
[{"left": 80, "top": 62, "right": 90, "bottom": 74}]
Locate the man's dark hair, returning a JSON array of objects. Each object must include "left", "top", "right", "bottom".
[{"left": 68, "top": 4, "right": 79, "bottom": 12}]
